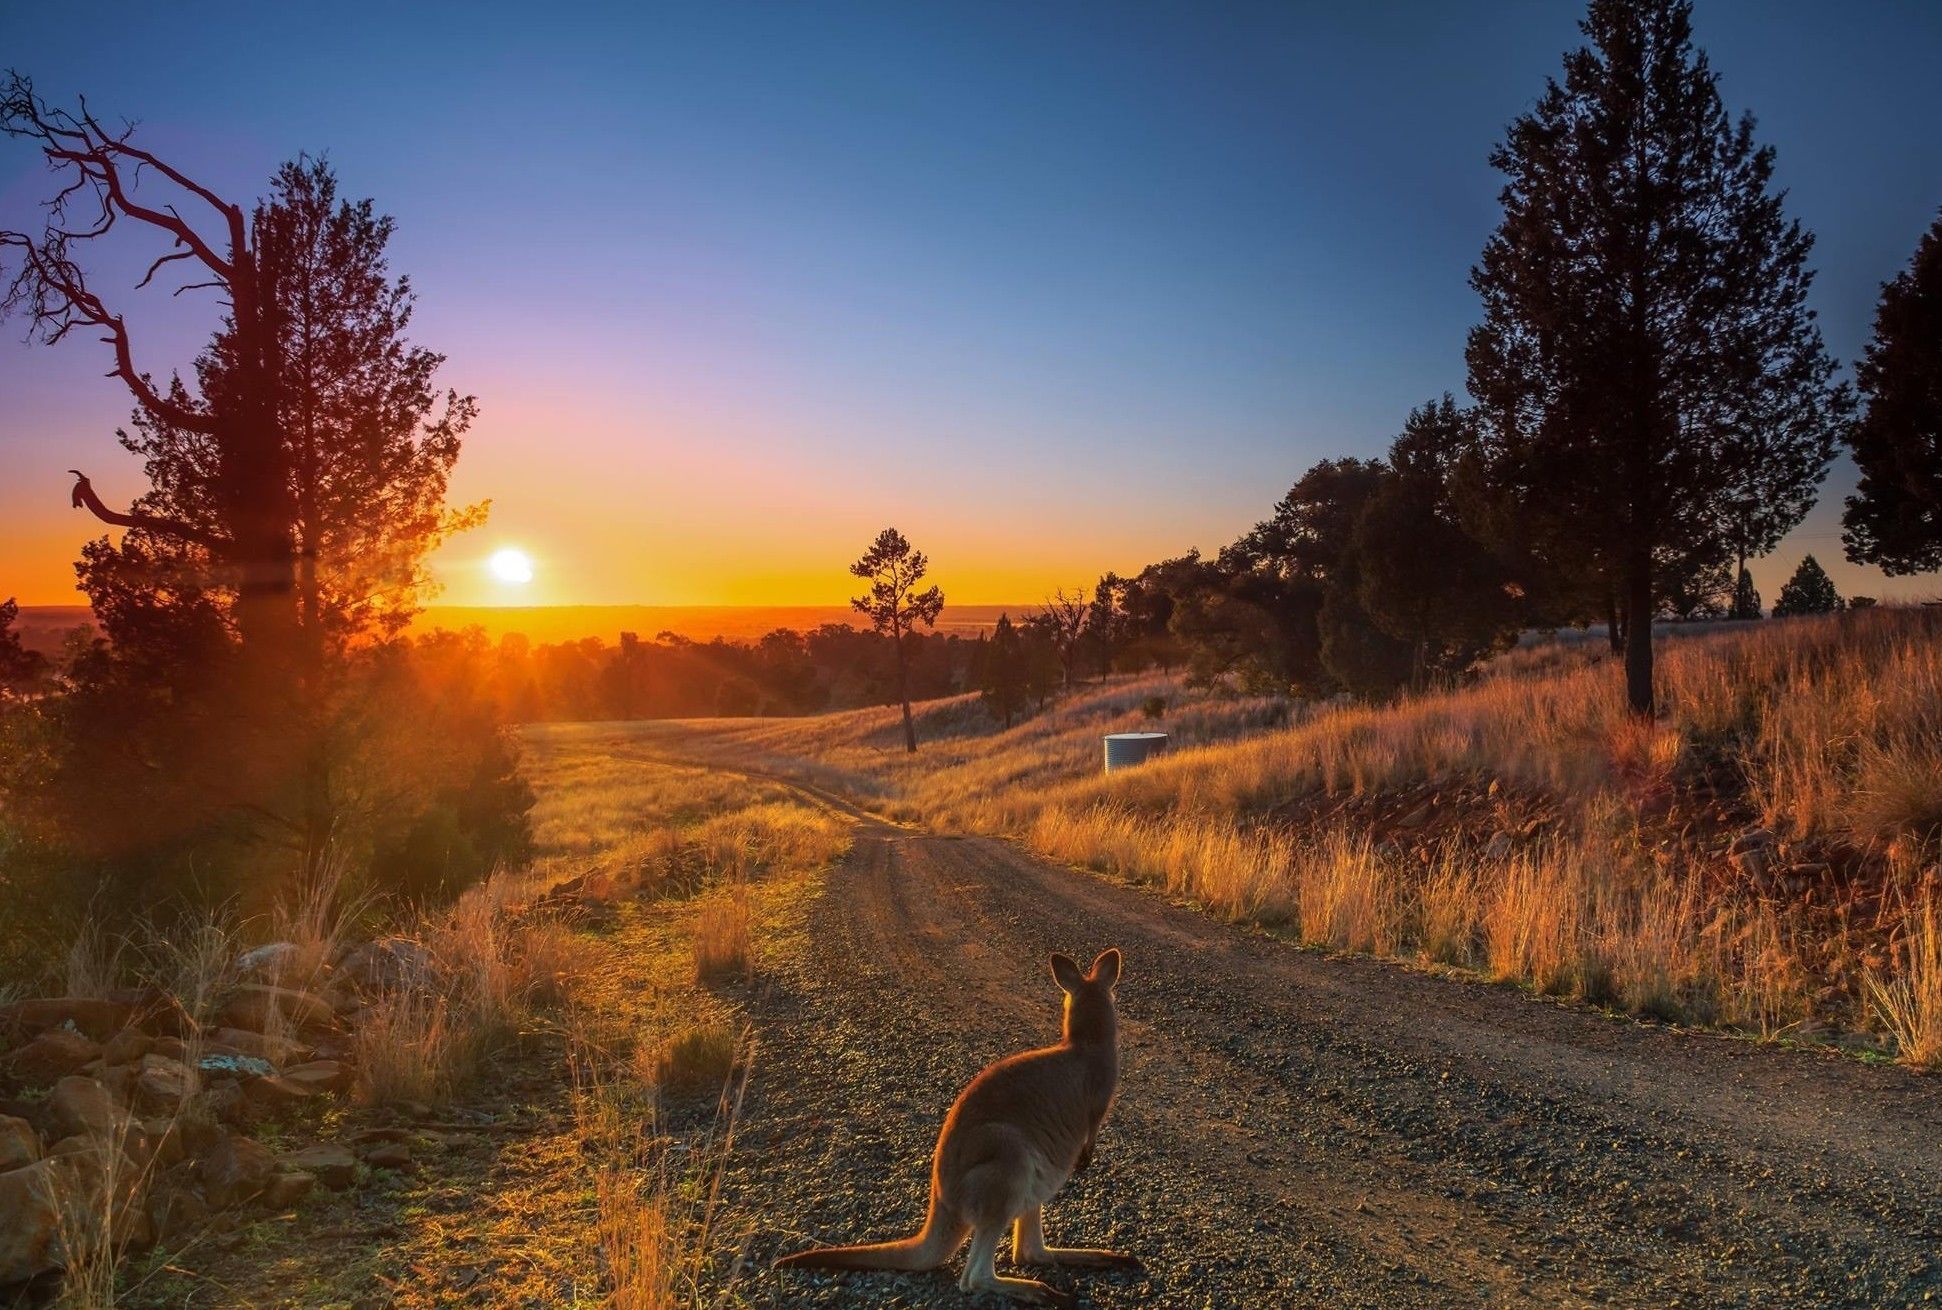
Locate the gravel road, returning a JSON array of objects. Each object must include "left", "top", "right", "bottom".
[{"left": 712, "top": 783, "right": 1942, "bottom": 1309}]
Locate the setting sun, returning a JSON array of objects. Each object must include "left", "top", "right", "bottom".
[{"left": 488, "top": 547, "right": 534, "bottom": 585}]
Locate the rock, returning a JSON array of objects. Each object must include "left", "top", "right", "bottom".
[
  {"left": 192, "top": 1081, "right": 247, "bottom": 1129},
  {"left": 1483, "top": 832, "right": 1515, "bottom": 860},
  {"left": 361, "top": 1140, "right": 413, "bottom": 1172},
  {"left": 0, "top": 1158, "right": 66, "bottom": 1283},
  {"left": 4, "top": 1028, "right": 102, "bottom": 1084},
  {"left": 336, "top": 938, "right": 434, "bottom": 992},
  {"left": 100, "top": 1028, "right": 153, "bottom": 1067},
  {"left": 244, "top": 1074, "right": 315, "bottom": 1109},
  {"left": 1731, "top": 846, "right": 1769, "bottom": 880},
  {"left": 197, "top": 1133, "right": 275, "bottom": 1209},
  {"left": 235, "top": 943, "right": 301, "bottom": 983},
  {"left": 148, "top": 1036, "right": 189, "bottom": 1063},
  {"left": 1396, "top": 804, "right": 1434, "bottom": 830},
  {"left": 49, "top": 1076, "right": 123, "bottom": 1141},
  {"left": 198, "top": 1051, "right": 277, "bottom": 1080},
  {"left": 0, "top": 1115, "right": 39, "bottom": 1172},
  {"left": 140, "top": 1118, "right": 186, "bottom": 1169},
  {"left": 217, "top": 984, "right": 337, "bottom": 1033},
  {"left": 281, "top": 1142, "right": 357, "bottom": 1190},
  {"left": 262, "top": 1170, "right": 316, "bottom": 1209},
  {"left": 148, "top": 1182, "right": 208, "bottom": 1244},
  {"left": 0, "top": 997, "right": 133, "bottom": 1042},
  {"left": 95, "top": 1061, "right": 139, "bottom": 1104},
  {"left": 210, "top": 1026, "right": 312, "bottom": 1067},
  {"left": 46, "top": 1134, "right": 97, "bottom": 1159},
  {"left": 281, "top": 1060, "right": 349, "bottom": 1094},
  {"left": 134, "top": 1053, "right": 198, "bottom": 1112}
]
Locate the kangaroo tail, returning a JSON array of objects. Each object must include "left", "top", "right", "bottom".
[{"left": 774, "top": 1206, "right": 967, "bottom": 1272}]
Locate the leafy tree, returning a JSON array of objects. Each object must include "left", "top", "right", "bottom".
[
  {"left": 1018, "top": 612, "right": 1065, "bottom": 711},
  {"left": 979, "top": 613, "right": 1028, "bottom": 730},
  {"left": 0, "top": 599, "right": 48, "bottom": 690},
  {"left": 1844, "top": 211, "right": 1942, "bottom": 574},
  {"left": 1465, "top": 0, "right": 1846, "bottom": 714},
  {"left": 1084, "top": 574, "right": 1131, "bottom": 677},
  {"left": 849, "top": 527, "right": 944, "bottom": 753},
  {"left": 1190, "top": 458, "right": 1389, "bottom": 694},
  {"left": 1, "top": 82, "right": 510, "bottom": 901},
  {"left": 1654, "top": 540, "right": 1733, "bottom": 621},
  {"left": 1771, "top": 555, "right": 1841, "bottom": 616},
  {"left": 1350, "top": 399, "right": 1521, "bottom": 689},
  {"left": 1122, "top": 555, "right": 1197, "bottom": 671},
  {"left": 1728, "top": 567, "right": 1763, "bottom": 621}
]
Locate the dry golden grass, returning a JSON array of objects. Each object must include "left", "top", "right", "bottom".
[
  {"left": 657, "top": 608, "right": 1942, "bottom": 1067},
  {"left": 574, "top": 1022, "right": 752, "bottom": 1309},
  {"left": 1869, "top": 896, "right": 1942, "bottom": 1070},
  {"left": 692, "top": 888, "right": 753, "bottom": 984},
  {"left": 349, "top": 871, "right": 584, "bottom": 1106}
]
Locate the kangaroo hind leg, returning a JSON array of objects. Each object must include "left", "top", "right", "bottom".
[
  {"left": 960, "top": 1220, "right": 1075, "bottom": 1307},
  {"left": 1012, "top": 1205, "right": 1143, "bottom": 1270}
]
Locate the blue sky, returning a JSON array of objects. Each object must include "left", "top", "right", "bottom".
[{"left": 3, "top": 1, "right": 1940, "bottom": 605}]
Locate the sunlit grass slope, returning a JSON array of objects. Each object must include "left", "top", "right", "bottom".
[{"left": 653, "top": 608, "right": 1942, "bottom": 1067}]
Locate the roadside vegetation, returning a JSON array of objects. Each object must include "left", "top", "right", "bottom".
[{"left": 655, "top": 607, "right": 1942, "bottom": 1069}]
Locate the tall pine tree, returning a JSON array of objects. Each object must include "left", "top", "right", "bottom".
[
  {"left": 1843, "top": 211, "right": 1942, "bottom": 574},
  {"left": 1771, "top": 555, "right": 1841, "bottom": 616},
  {"left": 1466, "top": 0, "right": 1845, "bottom": 714}
]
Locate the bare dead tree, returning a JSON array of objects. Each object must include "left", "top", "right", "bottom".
[
  {"left": 1035, "top": 587, "right": 1089, "bottom": 689},
  {"left": 1, "top": 71, "right": 295, "bottom": 664}
]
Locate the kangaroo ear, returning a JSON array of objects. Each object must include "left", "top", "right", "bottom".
[
  {"left": 1090, "top": 948, "right": 1123, "bottom": 986},
  {"left": 1050, "top": 953, "right": 1085, "bottom": 993}
]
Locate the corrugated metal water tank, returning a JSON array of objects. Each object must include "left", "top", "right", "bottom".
[{"left": 1103, "top": 731, "right": 1169, "bottom": 773}]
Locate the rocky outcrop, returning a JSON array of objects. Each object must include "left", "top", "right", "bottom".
[
  {"left": 216, "top": 984, "right": 337, "bottom": 1033},
  {"left": 4, "top": 1029, "right": 100, "bottom": 1085},
  {"left": 196, "top": 1133, "right": 275, "bottom": 1209},
  {"left": 0, "top": 1158, "right": 66, "bottom": 1285},
  {"left": 0, "top": 1116, "right": 38, "bottom": 1172}
]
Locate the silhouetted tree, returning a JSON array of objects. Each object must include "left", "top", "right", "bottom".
[
  {"left": 1350, "top": 399, "right": 1521, "bottom": 689},
  {"left": 1176, "top": 458, "right": 1388, "bottom": 695},
  {"left": 1465, "top": 0, "right": 1845, "bottom": 714},
  {"left": 0, "top": 599, "right": 48, "bottom": 690},
  {"left": 979, "top": 614, "right": 1028, "bottom": 730},
  {"left": 1019, "top": 613, "right": 1064, "bottom": 711},
  {"left": 1036, "top": 588, "right": 1089, "bottom": 689},
  {"left": 1844, "top": 211, "right": 1942, "bottom": 575},
  {"left": 1655, "top": 541, "right": 1733, "bottom": 621},
  {"left": 1, "top": 80, "right": 503, "bottom": 896},
  {"left": 1084, "top": 574, "right": 1130, "bottom": 677},
  {"left": 1772, "top": 555, "right": 1841, "bottom": 616},
  {"left": 1728, "top": 568, "right": 1763, "bottom": 620},
  {"left": 849, "top": 527, "right": 944, "bottom": 753}
]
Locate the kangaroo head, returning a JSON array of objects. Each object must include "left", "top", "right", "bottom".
[{"left": 1050, "top": 948, "right": 1122, "bottom": 1048}]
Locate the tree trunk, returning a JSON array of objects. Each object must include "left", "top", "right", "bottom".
[
  {"left": 894, "top": 629, "right": 916, "bottom": 753},
  {"left": 1624, "top": 553, "right": 1655, "bottom": 716}
]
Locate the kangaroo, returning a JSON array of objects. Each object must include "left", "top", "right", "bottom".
[{"left": 775, "top": 948, "right": 1137, "bottom": 1307}]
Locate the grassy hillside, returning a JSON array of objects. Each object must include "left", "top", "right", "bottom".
[{"left": 652, "top": 607, "right": 1942, "bottom": 1067}]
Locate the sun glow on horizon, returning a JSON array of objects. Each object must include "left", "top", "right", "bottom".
[{"left": 488, "top": 547, "right": 535, "bottom": 586}]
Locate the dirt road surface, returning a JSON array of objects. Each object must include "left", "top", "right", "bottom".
[{"left": 709, "top": 780, "right": 1941, "bottom": 1308}]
